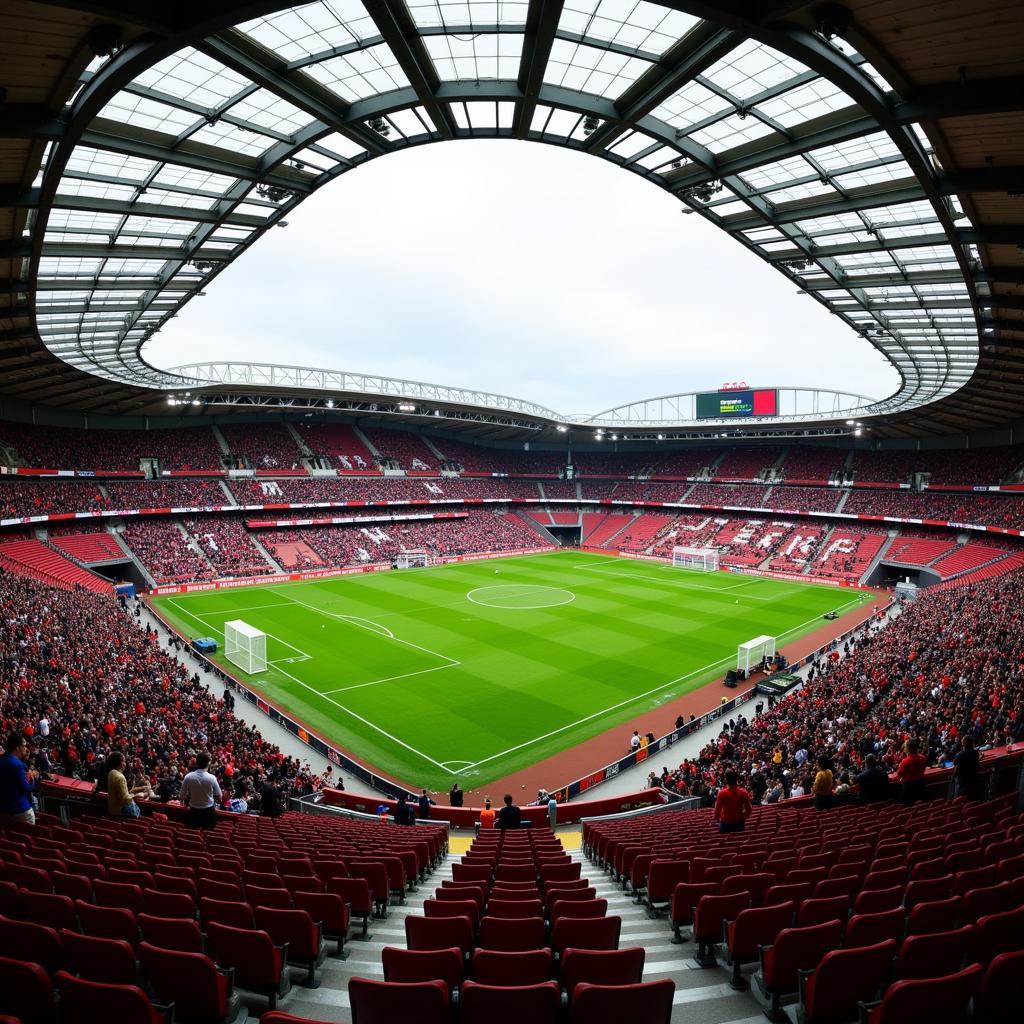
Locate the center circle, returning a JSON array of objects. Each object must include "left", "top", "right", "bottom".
[{"left": 466, "top": 585, "right": 576, "bottom": 610}]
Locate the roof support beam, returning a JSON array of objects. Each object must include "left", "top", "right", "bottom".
[
  {"left": 362, "top": 0, "right": 457, "bottom": 140},
  {"left": 513, "top": 0, "right": 564, "bottom": 139},
  {"left": 201, "top": 30, "right": 391, "bottom": 156},
  {"left": 893, "top": 75, "right": 1024, "bottom": 122},
  {"left": 802, "top": 268, "right": 968, "bottom": 290},
  {"left": 51, "top": 192, "right": 268, "bottom": 228},
  {"left": 583, "top": 23, "right": 739, "bottom": 153},
  {"left": 0, "top": 103, "right": 65, "bottom": 141},
  {"left": 81, "top": 123, "right": 312, "bottom": 192}
]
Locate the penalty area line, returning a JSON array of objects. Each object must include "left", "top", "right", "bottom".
[
  {"left": 453, "top": 594, "right": 864, "bottom": 775},
  {"left": 322, "top": 662, "right": 456, "bottom": 695},
  {"left": 166, "top": 598, "right": 312, "bottom": 660}
]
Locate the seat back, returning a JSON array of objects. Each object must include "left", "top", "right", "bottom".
[
  {"left": 423, "top": 898, "right": 480, "bottom": 930},
  {"left": 551, "top": 916, "right": 621, "bottom": 955},
  {"left": 205, "top": 921, "right": 282, "bottom": 992},
  {"left": 571, "top": 980, "right": 675, "bottom": 1023},
  {"left": 646, "top": 860, "right": 689, "bottom": 902},
  {"left": 550, "top": 899, "right": 607, "bottom": 926},
  {"left": 870, "top": 963, "right": 983, "bottom": 1024},
  {"left": 60, "top": 928, "right": 137, "bottom": 984},
  {"left": 74, "top": 899, "right": 138, "bottom": 946},
  {"left": 762, "top": 919, "right": 844, "bottom": 992},
  {"left": 801, "top": 939, "right": 896, "bottom": 1021},
  {"left": 55, "top": 969, "right": 162, "bottom": 1024},
  {"left": 974, "top": 949, "right": 1024, "bottom": 1024},
  {"left": 199, "top": 897, "right": 255, "bottom": 930},
  {"left": 0, "top": 916, "right": 62, "bottom": 978},
  {"left": 21, "top": 891, "right": 76, "bottom": 931},
  {"left": 561, "top": 947, "right": 644, "bottom": 998},
  {"left": 844, "top": 907, "right": 906, "bottom": 948},
  {"left": 898, "top": 925, "right": 974, "bottom": 980},
  {"left": 382, "top": 946, "right": 464, "bottom": 993},
  {"left": 254, "top": 906, "right": 319, "bottom": 958},
  {"left": 348, "top": 977, "right": 449, "bottom": 1024},
  {"left": 977, "top": 904, "right": 1024, "bottom": 961},
  {"left": 459, "top": 980, "right": 561, "bottom": 1024},
  {"left": 405, "top": 914, "right": 475, "bottom": 954},
  {"left": 853, "top": 886, "right": 903, "bottom": 915},
  {"left": 137, "top": 913, "right": 204, "bottom": 953},
  {"left": 140, "top": 942, "right": 229, "bottom": 1018},
  {"left": 727, "top": 902, "right": 795, "bottom": 958},
  {"left": 907, "top": 896, "right": 962, "bottom": 936},
  {"left": 0, "top": 953, "right": 53, "bottom": 1024},
  {"left": 478, "top": 915, "right": 547, "bottom": 953},
  {"left": 796, "top": 895, "right": 851, "bottom": 928},
  {"left": 471, "top": 948, "right": 554, "bottom": 986}
]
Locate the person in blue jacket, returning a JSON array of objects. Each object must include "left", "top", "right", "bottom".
[{"left": 0, "top": 733, "right": 38, "bottom": 825}]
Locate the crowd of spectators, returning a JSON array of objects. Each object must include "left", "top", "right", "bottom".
[
  {"left": 685, "top": 483, "right": 771, "bottom": 507},
  {"left": 0, "top": 481, "right": 109, "bottom": 520},
  {"left": 807, "top": 530, "right": 888, "bottom": 582},
  {"left": 714, "top": 447, "right": 783, "bottom": 481},
  {"left": 767, "top": 485, "right": 844, "bottom": 513},
  {"left": 661, "top": 567, "right": 1024, "bottom": 801},
  {"left": 849, "top": 450, "right": 924, "bottom": 483},
  {"left": 542, "top": 480, "right": 578, "bottom": 499},
  {"left": 184, "top": 518, "right": 272, "bottom": 577},
  {"left": 650, "top": 449, "right": 715, "bottom": 478},
  {"left": 0, "top": 422, "right": 225, "bottom": 472},
  {"left": 780, "top": 446, "right": 848, "bottom": 483},
  {"left": 293, "top": 422, "right": 376, "bottom": 472},
  {"left": 766, "top": 524, "right": 824, "bottom": 574},
  {"left": 219, "top": 422, "right": 303, "bottom": 471},
  {"left": 105, "top": 480, "right": 228, "bottom": 510},
  {"left": 360, "top": 428, "right": 439, "bottom": 472},
  {"left": 572, "top": 452, "right": 657, "bottom": 476},
  {"left": 843, "top": 488, "right": 1024, "bottom": 529},
  {"left": 121, "top": 522, "right": 214, "bottom": 584},
  {"left": 714, "top": 519, "right": 794, "bottom": 567},
  {"left": 0, "top": 568, "right": 327, "bottom": 806}
]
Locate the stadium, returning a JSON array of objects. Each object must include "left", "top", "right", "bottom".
[{"left": 1, "top": 0, "right": 1023, "bottom": 1021}]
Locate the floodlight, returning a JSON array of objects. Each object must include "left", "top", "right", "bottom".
[{"left": 326, "top": 399, "right": 334, "bottom": 408}]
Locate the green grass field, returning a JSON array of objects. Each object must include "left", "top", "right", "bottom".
[{"left": 152, "top": 551, "right": 864, "bottom": 790}]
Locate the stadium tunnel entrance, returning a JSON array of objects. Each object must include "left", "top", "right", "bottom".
[
  {"left": 546, "top": 525, "right": 582, "bottom": 547},
  {"left": 868, "top": 562, "right": 940, "bottom": 589}
]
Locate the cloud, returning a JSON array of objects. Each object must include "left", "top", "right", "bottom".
[{"left": 147, "top": 139, "right": 899, "bottom": 415}]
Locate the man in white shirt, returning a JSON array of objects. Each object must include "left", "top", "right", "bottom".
[{"left": 179, "top": 751, "right": 222, "bottom": 829}]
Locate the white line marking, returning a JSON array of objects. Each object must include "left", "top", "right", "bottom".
[
  {"left": 322, "top": 663, "right": 454, "bottom": 694},
  {"left": 466, "top": 585, "right": 576, "bottom": 610},
  {"left": 454, "top": 594, "right": 863, "bottom": 775},
  {"left": 269, "top": 589, "right": 459, "bottom": 668},
  {"left": 572, "top": 561, "right": 775, "bottom": 598},
  {"left": 166, "top": 598, "right": 311, "bottom": 659}
]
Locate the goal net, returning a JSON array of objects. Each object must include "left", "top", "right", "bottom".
[
  {"left": 672, "top": 545, "right": 720, "bottom": 572},
  {"left": 224, "top": 620, "right": 268, "bottom": 674},
  {"left": 395, "top": 549, "right": 429, "bottom": 569},
  {"left": 737, "top": 634, "right": 776, "bottom": 676}
]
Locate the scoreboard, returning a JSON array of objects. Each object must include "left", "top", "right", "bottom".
[{"left": 695, "top": 388, "right": 778, "bottom": 419}]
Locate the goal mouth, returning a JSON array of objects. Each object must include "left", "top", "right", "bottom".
[
  {"left": 395, "top": 549, "right": 430, "bottom": 569},
  {"left": 224, "top": 619, "right": 268, "bottom": 674},
  {"left": 671, "top": 545, "right": 720, "bottom": 572}
]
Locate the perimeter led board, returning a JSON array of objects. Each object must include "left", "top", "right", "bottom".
[{"left": 696, "top": 389, "right": 779, "bottom": 419}]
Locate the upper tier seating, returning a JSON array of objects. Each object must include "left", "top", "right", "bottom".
[
  {"left": 780, "top": 447, "right": 848, "bottom": 483},
  {"left": 767, "top": 486, "right": 844, "bottom": 513},
  {"left": 881, "top": 536, "right": 958, "bottom": 567},
  {"left": 714, "top": 448, "right": 783, "bottom": 481},
  {"left": 572, "top": 452, "right": 658, "bottom": 477},
  {"left": 219, "top": 423, "right": 303, "bottom": 472},
  {"left": 650, "top": 450, "right": 715, "bottom": 478},
  {"left": 0, "top": 480, "right": 109, "bottom": 519},
  {"left": 685, "top": 483, "right": 771, "bottom": 507},
  {"left": 0, "top": 538, "right": 112, "bottom": 594},
  {"left": 294, "top": 422, "right": 377, "bottom": 472},
  {"left": 850, "top": 451, "right": 924, "bottom": 484},
  {"left": 361, "top": 429, "right": 439, "bottom": 473},
  {"left": 106, "top": 480, "right": 229, "bottom": 510}
]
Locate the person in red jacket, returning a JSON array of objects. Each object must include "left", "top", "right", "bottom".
[
  {"left": 896, "top": 738, "right": 928, "bottom": 804},
  {"left": 714, "top": 770, "right": 753, "bottom": 833}
]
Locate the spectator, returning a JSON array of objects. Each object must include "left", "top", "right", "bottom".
[
  {"left": 449, "top": 783, "right": 463, "bottom": 807},
  {"left": 896, "top": 738, "right": 928, "bottom": 804},
  {"left": 713, "top": 770, "right": 752, "bottom": 833},
  {"left": 812, "top": 756, "right": 834, "bottom": 811},
  {"left": 478, "top": 797, "right": 495, "bottom": 830},
  {"left": 547, "top": 793, "right": 558, "bottom": 830},
  {"left": 953, "top": 735, "right": 982, "bottom": 800},
  {"left": 0, "top": 732, "right": 36, "bottom": 825},
  {"left": 854, "top": 754, "right": 890, "bottom": 803},
  {"left": 105, "top": 751, "right": 143, "bottom": 818},
  {"left": 394, "top": 793, "right": 412, "bottom": 826},
  {"left": 418, "top": 788, "right": 432, "bottom": 820},
  {"left": 497, "top": 793, "right": 522, "bottom": 830},
  {"left": 179, "top": 752, "right": 222, "bottom": 828}
]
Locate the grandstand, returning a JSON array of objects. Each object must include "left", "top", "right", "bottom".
[{"left": 1, "top": 2, "right": 1024, "bottom": 1023}]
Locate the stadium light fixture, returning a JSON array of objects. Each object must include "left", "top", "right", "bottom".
[
  {"left": 326, "top": 399, "right": 334, "bottom": 408},
  {"left": 657, "top": 434, "right": 665, "bottom": 441},
  {"left": 611, "top": 434, "right": 619, "bottom": 441},
  {"left": 846, "top": 419, "right": 855, "bottom": 425},
  {"left": 854, "top": 428, "right": 863, "bottom": 436},
  {"left": 557, "top": 425, "right": 568, "bottom": 432},
  {"left": 398, "top": 402, "right": 415, "bottom": 412}
]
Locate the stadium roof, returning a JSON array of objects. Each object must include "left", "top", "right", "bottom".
[{"left": 0, "top": 0, "right": 1021, "bottom": 439}]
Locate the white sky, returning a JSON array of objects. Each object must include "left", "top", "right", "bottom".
[{"left": 147, "top": 139, "right": 899, "bottom": 416}]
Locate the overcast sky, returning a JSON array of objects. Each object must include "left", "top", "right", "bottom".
[{"left": 147, "top": 139, "right": 899, "bottom": 417}]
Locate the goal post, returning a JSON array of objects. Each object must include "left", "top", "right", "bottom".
[
  {"left": 672, "top": 545, "right": 720, "bottom": 572},
  {"left": 737, "top": 634, "right": 776, "bottom": 676},
  {"left": 224, "top": 620, "right": 268, "bottom": 674},
  {"left": 395, "top": 549, "right": 430, "bottom": 569}
]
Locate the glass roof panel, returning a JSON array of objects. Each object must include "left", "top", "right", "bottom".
[
  {"left": 558, "top": 1, "right": 700, "bottom": 57},
  {"left": 149, "top": 166, "right": 239, "bottom": 194},
  {"left": 651, "top": 80, "right": 732, "bottom": 132},
  {"left": 186, "top": 120, "right": 281, "bottom": 156},
  {"left": 687, "top": 113, "right": 775, "bottom": 152},
  {"left": 544, "top": 38, "right": 655, "bottom": 98},
  {"left": 809, "top": 132, "right": 902, "bottom": 173},
  {"left": 423, "top": 33, "right": 524, "bottom": 80},
  {"left": 754, "top": 77, "right": 853, "bottom": 128},
  {"left": 98, "top": 93, "right": 199, "bottom": 135},
  {"left": 226, "top": 89, "right": 319, "bottom": 135},
  {"left": 408, "top": 1, "right": 529, "bottom": 29},
  {"left": 132, "top": 49, "right": 251, "bottom": 109},
  {"left": 700, "top": 38, "right": 810, "bottom": 101},
  {"left": 238, "top": 2, "right": 379, "bottom": 60},
  {"left": 304, "top": 43, "right": 410, "bottom": 101},
  {"left": 64, "top": 148, "right": 158, "bottom": 184}
]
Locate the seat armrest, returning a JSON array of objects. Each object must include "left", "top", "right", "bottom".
[
  {"left": 154, "top": 1001, "right": 175, "bottom": 1024},
  {"left": 858, "top": 999, "right": 881, "bottom": 1024}
]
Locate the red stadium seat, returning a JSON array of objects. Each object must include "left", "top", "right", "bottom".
[
  {"left": 382, "top": 946, "right": 464, "bottom": 994},
  {"left": 571, "top": 980, "right": 675, "bottom": 1023},
  {"left": 55, "top": 970, "right": 169, "bottom": 1024},
  {"left": 478, "top": 916, "right": 546, "bottom": 953},
  {"left": 405, "top": 914, "right": 475, "bottom": 955},
  {"left": 205, "top": 922, "right": 291, "bottom": 1010},
  {"left": 0, "top": 954, "right": 54, "bottom": 1024},
  {"left": 797, "top": 939, "right": 897, "bottom": 1024},
  {"left": 460, "top": 980, "right": 561, "bottom": 1024},
  {"left": 348, "top": 977, "right": 449, "bottom": 1024},
  {"left": 472, "top": 948, "right": 554, "bottom": 987},
  {"left": 139, "top": 942, "right": 240, "bottom": 1024},
  {"left": 858, "top": 963, "right": 983, "bottom": 1024},
  {"left": 138, "top": 913, "right": 204, "bottom": 954},
  {"left": 560, "top": 947, "right": 645, "bottom": 998}
]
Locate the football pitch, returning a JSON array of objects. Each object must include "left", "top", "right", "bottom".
[{"left": 151, "top": 551, "right": 864, "bottom": 791}]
